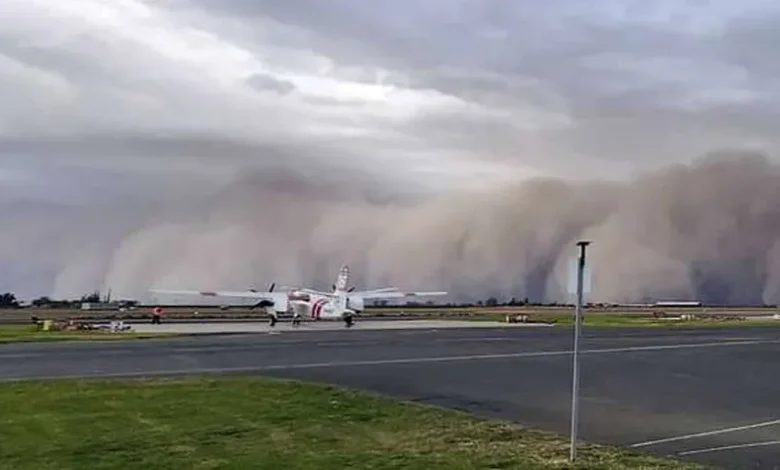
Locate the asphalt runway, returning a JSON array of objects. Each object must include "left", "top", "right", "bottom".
[
  {"left": 1, "top": 324, "right": 780, "bottom": 469},
  {"left": 128, "top": 318, "right": 550, "bottom": 333}
]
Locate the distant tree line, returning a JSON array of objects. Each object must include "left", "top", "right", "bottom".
[
  {"left": 1, "top": 291, "right": 541, "bottom": 309},
  {"left": 0, "top": 291, "right": 138, "bottom": 309},
  {"left": 371, "top": 296, "right": 555, "bottom": 308},
  {"left": 0, "top": 293, "right": 20, "bottom": 308},
  {"left": 2, "top": 290, "right": 774, "bottom": 310}
]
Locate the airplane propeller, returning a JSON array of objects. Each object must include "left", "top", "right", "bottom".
[
  {"left": 250, "top": 282, "right": 277, "bottom": 309},
  {"left": 332, "top": 285, "right": 355, "bottom": 292}
]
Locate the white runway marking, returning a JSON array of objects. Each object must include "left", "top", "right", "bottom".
[
  {"left": 226, "top": 338, "right": 780, "bottom": 369},
  {"left": 678, "top": 440, "right": 780, "bottom": 456},
  {"left": 3, "top": 338, "right": 779, "bottom": 381},
  {"left": 0, "top": 353, "right": 44, "bottom": 359},
  {"left": 69, "top": 337, "right": 780, "bottom": 361},
  {"left": 630, "top": 419, "right": 780, "bottom": 448}
]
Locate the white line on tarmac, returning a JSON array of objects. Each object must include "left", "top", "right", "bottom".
[
  {"left": 179, "top": 337, "right": 780, "bottom": 357},
  {"left": 2, "top": 338, "right": 779, "bottom": 381},
  {"left": 629, "top": 419, "right": 780, "bottom": 448},
  {"left": 432, "top": 337, "right": 518, "bottom": 343},
  {"left": 678, "top": 440, "right": 780, "bottom": 456},
  {"left": 0, "top": 353, "right": 45, "bottom": 359}
]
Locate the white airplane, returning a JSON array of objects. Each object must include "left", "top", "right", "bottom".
[
  {"left": 284, "top": 265, "right": 447, "bottom": 327},
  {"left": 150, "top": 265, "right": 448, "bottom": 328}
]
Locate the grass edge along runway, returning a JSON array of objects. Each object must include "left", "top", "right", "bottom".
[
  {"left": 0, "top": 325, "right": 178, "bottom": 344},
  {"left": 3, "top": 315, "right": 780, "bottom": 345},
  {"left": 0, "top": 376, "right": 711, "bottom": 470},
  {"left": 537, "top": 314, "right": 780, "bottom": 328}
]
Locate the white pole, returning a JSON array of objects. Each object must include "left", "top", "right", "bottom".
[{"left": 570, "top": 240, "right": 590, "bottom": 462}]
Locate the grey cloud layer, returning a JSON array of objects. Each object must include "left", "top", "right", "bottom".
[
  {"left": 187, "top": 0, "right": 780, "bottom": 175},
  {"left": 3, "top": 1, "right": 780, "bottom": 303}
]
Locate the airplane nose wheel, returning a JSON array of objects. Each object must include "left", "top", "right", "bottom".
[
  {"left": 269, "top": 315, "right": 277, "bottom": 327},
  {"left": 344, "top": 315, "right": 354, "bottom": 328}
]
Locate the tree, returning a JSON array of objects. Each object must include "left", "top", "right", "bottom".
[
  {"left": 0, "top": 293, "right": 20, "bottom": 308},
  {"left": 31, "top": 296, "right": 52, "bottom": 307},
  {"left": 80, "top": 292, "right": 101, "bottom": 303}
]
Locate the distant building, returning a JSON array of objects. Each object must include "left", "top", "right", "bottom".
[
  {"left": 80, "top": 302, "right": 117, "bottom": 310},
  {"left": 80, "top": 301, "right": 137, "bottom": 311},
  {"left": 652, "top": 301, "right": 702, "bottom": 307}
]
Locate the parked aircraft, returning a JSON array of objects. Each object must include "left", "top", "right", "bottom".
[
  {"left": 150, "top": 265, "right": 447, "bottom": 327},
  {"left": 284, "top": 265, "right": 447, "bottom": 327}
]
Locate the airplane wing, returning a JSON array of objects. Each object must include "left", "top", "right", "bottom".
[
  {"left": 352, "top": 290, "right": 448, "bottom": 300},
  {"left": 270, "top": 286, "right": 336, "bottom": 297},
  {"left": 293, "top": 287, "right": 334, "bottom": 296},
  {"left": 149, "top": 289, "right": 284, "bottom": 300},
  {"left": 149, "top": 289, "right": 289, "bottom": 312},
  {"left": 355, "top": 288, "right": 400, "bottom": 295}
]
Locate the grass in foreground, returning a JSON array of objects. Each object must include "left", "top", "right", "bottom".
[
  {"left": 0, "top": 376, "right": 710, "bottom": 470},
  {"left": 0, "top": 325, "right": 176, "bottom": 344}
]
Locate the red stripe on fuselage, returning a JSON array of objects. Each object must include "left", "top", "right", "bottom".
[
  {"left": 316, "top": 298, "right": 328, "bottom": 319},
  {"left": 311, "top": 298, "right": 328, "bottom": 319}
]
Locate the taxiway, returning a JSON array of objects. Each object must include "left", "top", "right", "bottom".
[
  {"left": 128, "top": 319, "right": 549, "bottom": 334},
  {"left": 1, "top": 323, "right": 779, "bottom": 469}
]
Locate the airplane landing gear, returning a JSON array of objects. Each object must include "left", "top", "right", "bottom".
[
  {"left": 344, "top": 315, "right": 354, "bottom": 328},
  {"left": 269, "top": 314, "right": 277, "bottom": 327},
  {"left": 292, "top": 314, "right": 302, "bottom": 327}
]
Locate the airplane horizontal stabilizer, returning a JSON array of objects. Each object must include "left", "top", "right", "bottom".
[
  {"left": 149, "top": 289, "right": 287, "bottom": 300},
  {"left": 354, "top": 290, "right": 448, "bottom": 300}
]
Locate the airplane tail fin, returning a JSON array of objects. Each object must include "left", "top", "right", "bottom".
[{"left": 334, "top": 265, "right": 350, "bottom": 292}]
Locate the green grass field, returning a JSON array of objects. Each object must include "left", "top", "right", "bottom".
[
  {"left": 523, "top": 313, "right": 780, "bottom": 328},
  {"left": 0, "top": 325, "right": 176, "bottom": 344},
  {"left": 0, "top": 376, "right": 709, "bottom": 470},
  {"left": 455, "top": 311, "right": 780, "bottom": 328}
]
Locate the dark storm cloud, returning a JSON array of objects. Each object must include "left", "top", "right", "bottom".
[{"left": 180, "top": 0, "right": 780, "bottom": 176}]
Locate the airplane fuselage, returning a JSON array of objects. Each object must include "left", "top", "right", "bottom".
[{"left": 288, "top": 290, "right": 361, "bottom": 325}]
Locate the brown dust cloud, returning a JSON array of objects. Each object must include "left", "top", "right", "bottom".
[{"left": 6, "top": 150, "right": 780, "bottom": 306}]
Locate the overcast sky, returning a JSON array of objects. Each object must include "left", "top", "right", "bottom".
[
  {"left": 4, "top": 0, "right": 780, "bottom": 192},
  {"left": 4, "top": 0, "right": 780, "bottom": 301}
]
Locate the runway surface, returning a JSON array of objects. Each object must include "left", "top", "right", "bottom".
[
  {"left": 1, "top": 323, "right": 780, "bottom": 469},
  {"left": 129, "top": 319, "right": 550, "bottom": 333}
]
